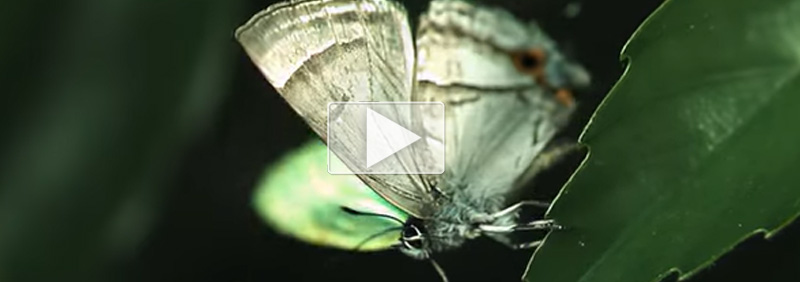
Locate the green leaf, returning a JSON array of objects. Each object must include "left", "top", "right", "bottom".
[{"left": 524, "top": 0, "right": 800, "bottom": 281}]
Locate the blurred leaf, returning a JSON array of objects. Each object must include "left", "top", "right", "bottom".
[
  {"left": 0, "top": 0, "right": 243, "bottom": 281},
  {"left": 525, "top": 0, "right": 800, "bottom": 281}
]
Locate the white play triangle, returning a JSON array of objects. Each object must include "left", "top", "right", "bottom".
[{"left": 365, "top": 108, "right": 421, "bottom": 169}]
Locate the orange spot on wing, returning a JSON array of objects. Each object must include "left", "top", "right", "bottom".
[
  {"left": 511, "top": 48, "right": 547, "bottom": 82},
  {"left": 555, "top": 89, "right": 575, "bottom": 107}
]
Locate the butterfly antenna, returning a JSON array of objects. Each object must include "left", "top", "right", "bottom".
[
  {"left": 352, "top": 226, "right": 404, "bottom": 252},
  {"left": 340, "top": 206, "right": 405, "bottom": 225},
  {"left": 341, "top": 206, "right": 407, "bottom": 252},
  {"left": 429, "top": 258, "right": 449, "bottom": 282}
]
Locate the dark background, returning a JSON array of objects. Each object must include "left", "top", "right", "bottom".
[{"left": 2, "top": 0, "right": 798, "bottom": 282}]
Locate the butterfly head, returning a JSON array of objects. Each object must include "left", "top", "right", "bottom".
[
  {"left": 396, "top": 219, "right": 451, "bottom": 281},
  {"left": 397, "top": 218, "right": 430, "bottom": 259}
]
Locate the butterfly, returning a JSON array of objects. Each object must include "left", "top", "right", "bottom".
[{"left": 238, "top": 0, "right": 589, "bottom": 278}]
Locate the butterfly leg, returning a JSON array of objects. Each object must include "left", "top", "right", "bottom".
[
  {"left": 486, "top": 233, "right": 544, "bottom": 250},
  {"left": 426, "top": 176, "right": 451, "bottom": 200},
  {"left": 514, "top": 240, "right": 544, "bottom": 249},
  {"left": 482, "top": 219, "right": 561, "bottom": 250},
  {"left": 432, "top": 185, "right": 450, "bottom": 199},
  {"left": 478, "top": 219, "right": 561, "bottom": 233},
  {"left": 491, "top": 200, "right": 551, "bottom": 219},
  {"left": 513, "top": 219, "right": 563, "bottom": 231}
]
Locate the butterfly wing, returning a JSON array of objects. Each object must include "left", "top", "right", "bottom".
[
  {"left": 236, "top": 0, "right": 438, "bottom": 218},
  {"left": 413, "top": 0, "right": 589, "bottom": 205},
  {"left": 254, "top": 139, "right": 409, "bottom": 250}
]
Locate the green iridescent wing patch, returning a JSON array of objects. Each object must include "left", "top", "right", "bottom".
[{"left": 254, "top": 139, "right": 409, "bottom": 251}]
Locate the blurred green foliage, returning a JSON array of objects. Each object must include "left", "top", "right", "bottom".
[
  {"left": 0, "top": 0, "right": 244, "bottom": 281},
  {"left": 525, "top": 0, "right": 800, "bottom": 281}
]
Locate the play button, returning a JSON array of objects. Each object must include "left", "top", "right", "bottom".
[
  {"left": 327, "top": 102, "right": 444, "bottom": 175},
  {"left": 365, "top": 108, "right": 421, "bottom": 168}
]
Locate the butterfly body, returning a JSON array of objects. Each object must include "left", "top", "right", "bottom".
[{"left": 410, "top": 187, "right": 511, "bottom": 256}]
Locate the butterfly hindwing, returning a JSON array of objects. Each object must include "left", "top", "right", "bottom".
[
  {"left": 254, "top": 139, "right": 408, "bottom": 251},
  {"left": 413, "top": 0, "right": 583, "bottom": 204}
]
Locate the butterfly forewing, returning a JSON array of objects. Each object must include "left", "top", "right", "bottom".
[{"left": 236, "top": 0, "right": 438, "bottom": 218}]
